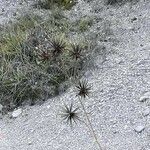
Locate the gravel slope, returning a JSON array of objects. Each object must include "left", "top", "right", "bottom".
[
  {"left": 0, "top": 0, "right": 150, "bottom": 150},
  {"left": 0, "top": 0, "right": 34, "bottom": 25}
]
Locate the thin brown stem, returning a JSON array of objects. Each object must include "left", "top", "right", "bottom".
[{"left": 78, "top": 97, "right": 103, "bottom": 150}]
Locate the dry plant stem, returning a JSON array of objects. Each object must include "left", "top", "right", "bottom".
[{"left": 78, "top": 97, "right": 103, "bottom": 150}]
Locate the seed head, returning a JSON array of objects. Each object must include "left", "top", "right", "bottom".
[
  {"left": 70, "top": 44, "right": 82, "bottom": 60},
  {"left": 50, "top": 38, "right": 66, "bottom": 56},
  {"left": 60, "top": 103, "right": 80, "bottom": 126},
  {"left": 76, "top": 80, "right": 91, "bottom": 98}
]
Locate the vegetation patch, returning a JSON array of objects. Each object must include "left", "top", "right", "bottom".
[
  {"left": 0, "top": 10, "right": 92, "bottom": 113},
  {"left": 34, "top": 0, "right": 77, "bottom": 10},
  {"left": 106, "top": 0, "right": 139, "bottom": 5}
]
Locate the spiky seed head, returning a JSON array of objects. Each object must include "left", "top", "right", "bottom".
[
  {"left": 50, "top": 38, "right": 66, "bottom": 56},
  {"left": 60, "top": 103, "right": 80, "bottom": 126},
  {"left": 70, "top": 44, "right": 82, "bottom": 60},
  {"left": 76, "top": 80, "right": 91, "bottom": 98}
]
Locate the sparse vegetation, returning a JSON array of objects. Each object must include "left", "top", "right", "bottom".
[
  {"left": 77, "top": 18, "right": 93, "bottom": 32},
  {"left": 0, "top": 0, "right": 115, "bottom": 149},
  {"left": 0, "top": 8, "right": 92, "bottom": 113},
  {"left": 35, "top": 0, "right": 77, "bottom": 10},
  {"left": 106, "top": 0, "right": 139, "bottom": 5}
]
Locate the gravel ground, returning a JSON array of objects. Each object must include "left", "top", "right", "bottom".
[
  {"left": 0, "top": 0, "right": 34, "bottom": 25},
  {"left": 0, "top": 0, "right": 150, "bottom": 150}
]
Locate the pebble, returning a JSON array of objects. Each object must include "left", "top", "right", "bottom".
[
  {"left": 28, "top": 141, "right": 32, "bottom": 145},
  {"left": 139, "top": 92, "right": 150, "bottom": 102},
  {"left": 47, "top": 105, "right": 51, "bottom": 109},
  {"left": 131, "top": 17, "right": 137, "bottom": 22},
  {"left": 134, "top": 125, "right": 145, "bottom": 133},
  {"left": 12, "top": 108, "right": 22, "bottom": 118}
]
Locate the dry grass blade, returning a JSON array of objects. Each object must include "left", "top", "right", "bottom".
[{"left": 38, "top": 50, "right": 51, "bottom": 62}]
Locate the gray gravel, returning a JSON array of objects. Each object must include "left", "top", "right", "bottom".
[
  {"left": 0, "top": 0, "right": 34, "bottom": 25},
  {"left": 0, "top": 0, "right": 150, "bottom": 150}
]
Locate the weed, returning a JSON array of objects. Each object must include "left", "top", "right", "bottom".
[
  {"left": 59, "top": 80, "right": 103, "bottom": 149},
  {"left": 50, "top": 38, "right": 66, "bottom": 57},
  {"left": 14, "top": 14, "right": 41, "bottom": 31},
  {"left": 70, "top": 44, "right": 83, "bottom": 60},
  {"left": 0, "top": 16, "right": 86, "bottom": 111},
  {"left": 35, "top": 0, "right": 77, "bottom": 10},
  {"left": 60, "top": 103, "right": 80, "bottom": 126},
  {"left": 76, "top": 80, "right": 91, "bottom": 98},
  {"left": 78, "top": 18, "right": 93, "bottom": 32}
]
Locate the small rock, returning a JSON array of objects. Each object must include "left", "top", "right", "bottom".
[
  {"left": 124, "top": 125, "right": 128, "bottom": 129},
  {"left": 139, "top": 92, "right": 150, "bottom": 102},
  {"left": 28, "top": 141, "right": 32, "bottom": 145},
  {"left": 143, "top": 108, "right": 150, "bottom": 116},
  {"left": 12, "top": 108, "right": 22, "bottom": 118},
  {"left": 134, "top": 125, "right": 145, "bottom": 133},
  {"left": 47, "top": 105, "right": 51, "bottom": 109},
  {"left": 131, "top": 17, "right": 137, "bottom": 22},
  {"left": 13, "top": 12, "right": 17, "bottom": 16},
  {"left": 2, "top": 8, "right": 5, "bottom": 12}
]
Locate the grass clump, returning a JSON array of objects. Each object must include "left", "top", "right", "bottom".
[
  {"left": 35, "top": 0, "right": 77, "bottom": 10},
  {"left": 0, "top": 14, "right": 42, "bottom": 55},
  {"left": 0, "top": 1, "right": 94, "bottom": 114},
  {"left": 106, "top": 0, "right": 139, "bottom": 5},
  {"left": 0, "top": 31, "right": 25, "bottom": 55},
  {"left": 72, "top": 18, "right": 93, "bottom": 33},
  {"left": 0, "top": 12, "right": 88, "bottom": 112}
]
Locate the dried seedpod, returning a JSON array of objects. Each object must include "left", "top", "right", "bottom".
[
  {"left": 76, "top": 80, "right": 91, "bottom": 98},
  {"left": 70, "top": 44, "right": 83, "bottom": 60},
  {"left": 50, "top": 38, "right": 66, "bottom": 56},
  {"left": 60, "top": 103, "right": 80, "bottom": 126}
]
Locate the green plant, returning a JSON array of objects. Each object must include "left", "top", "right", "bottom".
[
  {"left": 15, "top": 14, "right": 40, "bottom": 31},
  {"left": 0, "top": 30, "right": 26, "bottom": 54},
  {"left": 35, "top": 0, "right": 77, "bottom": 10},
  {"left": 0, "top": 0, "right": 95, "bottom": 117},
  {"left": 78, "top": 18, "right": 93, "bottom": 32},
  {"left": 50, "top": 38, "right": 67, "bottom": 57},
  {"left": 0, "top": 21, "right": 86, "bottom": 112}
]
